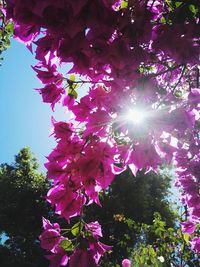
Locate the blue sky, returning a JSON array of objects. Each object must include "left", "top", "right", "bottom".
[{"left": 0, "top": 39, "right": 64, "bottom": 170}]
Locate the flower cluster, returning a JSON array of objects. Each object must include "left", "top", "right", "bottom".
[
  {"left": 39, "top": 218, "right": 111, "bottom": 267},
  {"left": 4, "top": 0, "right": 200, "bottom": 264}
]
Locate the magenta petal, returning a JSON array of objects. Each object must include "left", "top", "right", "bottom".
[
  {"left": 181, "top": 221, "right": 196, "bottom": 234},
  {"left": 61, "top": 254, "right": 69, "bottom": 266},
  {"left": 128, "top": 163, "right": 138, "bottom": 176}
]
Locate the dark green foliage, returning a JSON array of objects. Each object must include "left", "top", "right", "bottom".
[
  {"left": 162, "top": 0, "right": 200, "bottom": 24},
  {"left": 0, "top": 0, "right": 13, "bottom": 65},
  {"left": 85, "top": 168, "right": 175, "bottom": 266},
  {"left": 0, "top": 149, "right": 182, "bottom": 267},
  {"left": 0, "top": 147, "right": 50, "bottom": 267}
]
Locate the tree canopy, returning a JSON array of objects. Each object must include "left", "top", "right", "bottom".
[{"left": 0, "top": 148, "right": 49, "bottom": 267}]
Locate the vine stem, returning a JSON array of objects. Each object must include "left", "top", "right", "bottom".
[
  {"left": 63, "top": 77, "right": 111, "bottom": 85},
  {"left": 196, "top": 67, "right": 199, "bottom": 88},
  {"left": 148, "top": 63, "right": 184, "bottom": 78},
  {"left": 155, "top": 65, "right": 186, "bottom": 109},
  {"left": 172, "top": 65, "right": 186, "bottom": 93}
]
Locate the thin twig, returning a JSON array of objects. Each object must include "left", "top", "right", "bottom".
[
  {"left": 148, "top": 64, "right": 183, "bottom": 78},
  {"left": 171, "top": 65, "right": 186, "bottom": 94}
]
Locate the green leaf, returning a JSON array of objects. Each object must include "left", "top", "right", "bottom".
[
  {"left": 125, "top": 218, "right": 135, "bottom": 228},
  {"left": 138, "top": 66, "right": 145, "bottom": 73},
  {"left": 69, "top": 74, "right": 76, "bottom": 82},
  {"left": 189, "top": 4, "right": 198, "bottom": 15},
  {"left": 5, "top": 38, "right": 10, "bottom": 49},
  {"left": 174, "top": 90, "right": 182, "bottom": 97},
  {"left": 85, "top": 230, "right": 93, "bottom": 239},
  {"left": 67, "top": 74, "right": 79, "bottom": 98},
  {"left": 68, "top": 87, "right": 78, "bottom": 99},
  {"left": 59, "top": 239, "right": 74, "bottom": 251},
  {"left": 175, "top": 1, "right": 182, "bottom": 8},
  {"left": 124, "top": 233, "right": 130, "bottom": 240},
  {"left": 183, "top": 233, "right": 189, "bottom": 245},
  {"left": 160, "top": 17, "right": 166, "bottom": 24},
  {"left": 177, "top": 228, "right": 182, "bottom": 237},
  {"left": 120, "top": 0, "right": 128, "bottom": 9},
  {"left": 166, "top": 0, "right": 173, "bottom": 10},
  {"left": 71, "top": 222, "right": 82, "bottom": 237},
  {"left": 5, "top": 23, "right": 14, "bottom": 34}
]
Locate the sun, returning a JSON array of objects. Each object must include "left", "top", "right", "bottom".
[{"left": 126, "top": 109, "right": 146, "bottom": 124}]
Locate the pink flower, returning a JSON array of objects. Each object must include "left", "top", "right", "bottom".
[
  {"left": 190, "top": 237, "right": 200, "bottom": 253},
  {"left": 181, "top": 221, "right": 196, "bottom": 234},
  {"left": 40, "top": 229, "right": 61, "bottom": 252},
  {"left": 32, "top": 64, "right": 63, "bottom": 85},
  {"left": 84, "top": 109, "right": 111, "bottom": 137},
  {"left": 42, "top": 217, "right": 60, "bottom": 232},
  {"left": 39, "top": 218, "right": 61, "bottom": 252},
  {"left": 188, "top": 88, "right": 200, "bottom": 109},
  {"left": 46, "top": 247, "right": 69, "bottom": 267},
  {"left": 47, "top": 184, "right": 85, "bottom": 221},
  {"left": 36, "top": 84, "right": 63, "bottom": 110},
  {"left": 62, "top": 95, "right": 75, "bottom": 110},
  {"left": 128, "top": 142, "right": 161, "bottom": 175},
  {"left": 89, "top": 241, "right": 112, "bottom": 264},
  {"left": 71, "top": 95, "right": 92, "bottom": 122},
  {"left": 14, "top": 23, "right": 39, "bottom": 44},
  {"left": 122, "top": 258, "right": 131, "bottom": 267},
  {"left": 45, "top": 162, "right": 67, "bottom": 181},
  {"left": 34, "top": 35, "right": 59, "bottom": 62},
  {"left": 85, "top": 221, "right": 102, "bottom": 239},
  {"left": 51, "top": 118, "right": 74, "bottom": 140},
  {"left": 69, "top": 249, "right": 96, "bottom": 267}
]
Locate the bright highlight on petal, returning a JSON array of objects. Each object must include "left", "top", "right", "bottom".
[{"left": 126, "top": 109, "right": 146, "bottom": 124}]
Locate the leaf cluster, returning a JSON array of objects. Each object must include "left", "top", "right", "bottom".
[
  {"left": 131, "top": 213, "right": 200, "bottom": 267},
  {"left": 0, "top": 1, "right": 13, "bottom": 65},
  {"left": 85, "top": 168, "right": 175, "bottom": 266}
]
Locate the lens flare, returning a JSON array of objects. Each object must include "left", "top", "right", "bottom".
[{"left": 126, "top": 109, "right": 146, "bottom": 124}]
